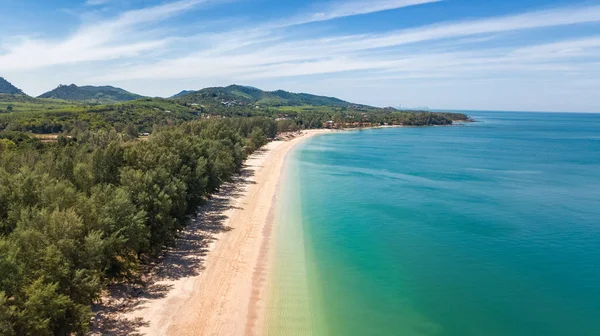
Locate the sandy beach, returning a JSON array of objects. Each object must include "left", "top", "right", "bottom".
[{"left": 94, "top": 129, "right": 330, "bottom": 336}]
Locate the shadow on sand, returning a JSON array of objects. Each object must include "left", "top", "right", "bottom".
[{"left": 89, "top": 150, "right": 266, "bottom": 335}]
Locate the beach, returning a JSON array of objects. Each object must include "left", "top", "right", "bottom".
[{"left": 100, "top": 129, "right": 330, "bottom": 336}]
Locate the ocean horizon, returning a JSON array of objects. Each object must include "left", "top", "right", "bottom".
[
  {"left": 435, "top": 109, "right": 600, "bottom": 115},
  {"left": 268, "top": 111, "right": 600, "bottom": 335}
]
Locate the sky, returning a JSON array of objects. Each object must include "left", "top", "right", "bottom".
[{"left": 1, "top": 0, "right": 600, "bottom": 112}]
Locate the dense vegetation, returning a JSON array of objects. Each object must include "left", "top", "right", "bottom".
[
  {"left": 0, "top": 81, "right": 470, "bottom": 334},
  {"left": 0, "top": 78, "right": 25, "bottom": 95},
  {"left": 38, "top": 85, "right": 144, "bottom": 104},
  {"left": 0, "top": 95, "right": 469, "bottom": 136},
  {"left": 171, "top": 85, "right": 469, "bottom": 131},
  {"left": 0, "top": 98, "right": 197, "bottom": 134},
  {"left": 175, "top": 84, "right": 355, "bottom": 107},
  {"left": 0, "top": 117, "right": 275, "bottom": 335},
  {"left": 0, "top": 81, "right": 470, "bottom": 135}
]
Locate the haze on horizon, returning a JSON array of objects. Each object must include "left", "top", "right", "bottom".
[{"left": 1, "top": 0, "right": 600, "bottom": 113}]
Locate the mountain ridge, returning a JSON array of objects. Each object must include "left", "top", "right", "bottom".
[
  {"left": 0, "top": 77, "right": 25, "bottom": 95},
  {"left": 172, "top": 84, "right": 367, "bottom": 108},
  {"left": 1, "top": 78, "right": 370, "bottom": 108},
  {"left": 38, "top": 84, "right": 144, "bottom": 104},
  {"left": 170, "top": 90, "right": 196, "bottom": 98}
]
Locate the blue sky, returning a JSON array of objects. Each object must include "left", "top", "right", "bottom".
[{"left": 1, "top": 0, "right": 600, "bottom": 112}]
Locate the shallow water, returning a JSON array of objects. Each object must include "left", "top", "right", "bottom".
[{"left": 270, "top": 112, "right": 600, "bottom": 335}]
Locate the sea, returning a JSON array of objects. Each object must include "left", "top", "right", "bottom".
[{"left": 266, "top": 111, "right": 600, "bottom": 336}]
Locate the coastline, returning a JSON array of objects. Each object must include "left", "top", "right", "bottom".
[{"left": 97, "top": 129, "right": 331, "bottom": 335}]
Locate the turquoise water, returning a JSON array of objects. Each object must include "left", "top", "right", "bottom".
[{"left": 290, "top": 112, "right": 600, "bottom": 336}]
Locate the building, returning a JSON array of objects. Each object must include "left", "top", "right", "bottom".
[{"left": 323, "top": 120, "right": 335, "bottom": 129}]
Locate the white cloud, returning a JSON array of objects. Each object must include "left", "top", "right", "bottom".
[
  {"left": 91, "top": 4, "right": 600, "bottom": 83},
  {"left": 510, "top": 37, "right": 600, "bottom": 58},
  {"left": 280, "top": 0, "right": 441, "bottom": 27},
  {"left": 0, "top": 0, "right": 206, "bottom": 71},
  {"left": 85, "top": 0, "right": 111, "bottom": 6},
  {"left": 309, "top": 5, "right": 600, "bottom": 54}
]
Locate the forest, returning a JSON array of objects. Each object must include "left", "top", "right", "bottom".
[
  {"left": 0, "top": 96, "right": 470, "bottom": 136},
  {"left": 37, "top": 85, "right": 144, "bottom": 105},
  {"left": 0, "top": 117, "right": 274, "bottom": 335}
]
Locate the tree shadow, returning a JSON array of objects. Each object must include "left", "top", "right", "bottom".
[
  {"left": 89, "top": 153, "right": 265, "bottom": 335},
  {"left": 90, "top": 315, "right": 148, "bottom": 336}
]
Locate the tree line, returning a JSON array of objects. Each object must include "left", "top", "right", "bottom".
[
  {"left": 0, "top": 98, "right": 197, "bottom": 135},
  {"left": 0, "top": 117, "right": 274, "bottom": 335},
  {"left": 1, "top": 94, "right": 470, "bottom": 136}
]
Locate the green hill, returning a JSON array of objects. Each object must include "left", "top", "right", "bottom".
[
  {"left": 170, "top": 90, "right": 196, "bottom": 98},
  {"left": 173, "top": 85, "right": 361, "bottom": 107},
  {"left": 0, "top": 82, "right": 471, "bottom": 135},
  {"left": 0, "top": 96, "right": 199, "bottom": 134},
  {"left": 0, "top": 77, "right": 25, "bottom": 95},
  {"left": 38, "top": 84, "right": 144, "bottom": 104},
  {"left": 0, "top": 94, "right": 42, "bottom": 104}
]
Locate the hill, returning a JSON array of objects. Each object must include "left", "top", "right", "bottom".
[
  {"left": 170, "top": 90, "right": 196, "bottom": 98},
  {"left": 38, "top": 84, "right": 144, "bottom": 104},
  {"left": 173, "top": 85, "right": 360, "bottom": 107},
  {"left": 0, "top": 77, "right": 25, "bottom": 95},
  {"left": 0, "top": 96, "right": 197, "bottom": 133},
  {"left": 0, "top": 94, "right": 42, "bottom": 104}
]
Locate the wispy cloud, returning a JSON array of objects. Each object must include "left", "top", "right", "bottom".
[
  {"left": 92, "top": 3, "right": 600, "bottom": 83},
  {"left": 85, "top": 0, "right": 111, "bottom": 6},
  {"left": 278, "top": 0, "right": 441, "bottom": 27},
  {"left": 510, "top": 37, "right": 600, "bottom": 58},
  {"left": 312, "top": 5, "right": 600, "bottom": 54},
  {"left": 0, "top": 0, "right": 207, "bottom": 71}
]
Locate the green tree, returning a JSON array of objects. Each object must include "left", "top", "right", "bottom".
[
  {"left": 0, "top": 292, "right": 15, "bottom": 336},
  {"left": 0, "top": 139, "right": 15, "bottom": 153},
  {"left": 17, "top": 278, "right": 71, "bottom": 335},
  {"left": 123, "top": 124, "right": 139, "bottom": 141},
  {"left": 247, "top": 127, "right": 267, "bottom": 153},
  {"left": 0, "top": 115, "right": 287, "bottom": 333}
]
